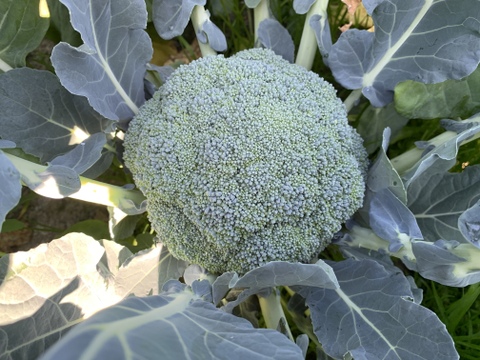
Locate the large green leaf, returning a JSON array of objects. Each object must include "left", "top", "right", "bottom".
[
  {"left": 408, "top": 165, "right": 480, "bottom": 243},
  {"left": 328, "top": 0, "right": 480, "bottom": 107},
  {"left": 395, "top": 66, "right": 480, "bottom": 119},
  {"left": 0, "top": 68, "right": 113, "bottom": 162},
  {"left": 51, "top": 0, "right": 152, "bottom": 124},
  {"left": 40, "top": 284, "right": 303, "bottom": 360},
  {"left": 296, "top": 259, "right": 458, "bottom": 359},
  {"left": 0, "top": 0, "right": 49, "bottom": 72}
]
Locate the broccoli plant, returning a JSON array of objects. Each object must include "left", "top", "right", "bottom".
[
  {"left": 1, "top": 0, "right": 480, "bottom": 359},
  {"left": 124, "top": 48, "right": 368, "bottom": 274}
]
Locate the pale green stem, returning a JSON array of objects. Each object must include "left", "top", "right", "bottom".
[
  {"left": 254, "top": 0, "right": 270, "bottom": 43},
  {"left": 0, "top": 58, "right": 13, "bottom": 72},
  {"left": 391, "top": 116, "right": 480, "bottom": 175},
  {"left": 343, "top": 89, "right": 363, "bottom": 112},
  {"left": 191, "top": 6, "right": 217, "bottom": 57},
  {"left": 5, "top": 152, "right": 146, "bottom": 211},
  {"left": 346, "top": 224, "right": 480, "bottom": 286},
  {"left": 258, "top": 288, "right": 294, "bottom": 341},
  {"left": 295, "top": 0, "right": 329, "bottom": 70}
]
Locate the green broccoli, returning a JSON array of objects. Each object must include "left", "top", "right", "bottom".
[{"left": 123, "top": 48, "right": 368, "bottom": 274}]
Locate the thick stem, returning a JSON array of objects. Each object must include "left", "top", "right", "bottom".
[
  {"left": 343, "top": 89, "right": 363, "bottom": 112},
  {"left": 257, "top": 288, "right": 294, "bottom": 341},
  {"left": 391, "top": 116, "right": 480, "bottom": 175},
  {"left": 191, "top": 6, "right": 217, "bottom": 57},
  {"left": 254, "top": 0, "right": 270, "bottom": 43},
  {"left": 345, "top": 224, "right": 480, "bottom": 286},
  {"left": 295, "top": 0, "right": 329, "bottom": 70},
  {"left": 5, "top": 152, "right": 146, "bottom": 212},
  {"left": 0, "top": 59, "right": 13, "bottom": 73}
]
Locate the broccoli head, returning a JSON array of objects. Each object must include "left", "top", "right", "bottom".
[{"left": 123, "top": 48, "right": 368, "bottom": 274}]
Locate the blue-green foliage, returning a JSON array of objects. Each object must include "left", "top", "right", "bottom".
[{"left": 124, "top": 48, "right": 368, "bottom": 274}]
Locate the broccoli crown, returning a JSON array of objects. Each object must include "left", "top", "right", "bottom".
[{"left": 124, "top": 48, "right": 368, "bottom": 274}]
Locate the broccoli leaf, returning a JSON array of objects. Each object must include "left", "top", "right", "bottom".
[
  {"left": 395, "top": 66, "right": 480, "bottom": 119},
  {"left": 363, "top": 0, "right": 385, "bottom": 13},
  {"left": 196, "top": 14, "right": 228, "bottom": 52},
  {"left": 49, "top": 133, "right": 106, "bottom": 175},
  {"left": 111, "top": 242, "right": 188, "bottom": 299},
  {"left": 402, "top": 115, "right": 480, "bottom": 187},
  {"left": 0, "top": 150, "right": 21, "bottom": 226},
  {"left": 458, "top": 200, "right": 480, "bottom": 248},
  {"left": 216, "top": 261, "right": 339, "bottom": 312},
  {"left": 152, "top": 0, "right": 206, "bottom": 39},
  {"left": 341, "top": 223, "right": 480, "bottom": 287},
  {"left": 0, "top": 234, "right": 185, "bottom": 359},
  {"left": 212, "top": 260, "right": 338, "bottom": 312},
  {"left": 295, "top": 259, "right": 458, "bottom": 360},
  {"left": 367, "top": 128, "right": 407, "bottom": 202},
  {"left": 183, "top": 264, "right": 212, "bottom": 286},
  {"left": 258, "top": 19, "right": 295, "bottom": 63},
  {"left": 338, "top": 246, "right": 424, "bottom": 304},
  {"left": 408, "top": 165, "right": 480, "bottom": 243},
  {"left": 0, "top": 0, "right": 49, "bottom": 72},
  {"left": 51, "top": 0, "right": 152, "bottom": 124},
  {"left": 1, "top": 151, "right": 81, "bottom": 199},
  {"left": 230, "top": 260, "right": 339, "bottom": 289},
  {"left": 28, "top": 165, "right": 81, "bottom": 198},
  {"left": 410, "top": 240, "right": 480, "bottom": 287},
  {"left": 293, "top": 0, "right": 317, "bottom": 14},
  {"left": 245, "top": 0, "right": 262, "bottom": 8},
  {"left": 309, "top": 14, "right": 332, "bottom": 66},
  {"left": 0, "top": 68, "right": 113, "bottom": 162},
  {"left": 146, "top": 63, "right": 175, "bottom": 84},
  {"left": 80, "top": 151, "right": 115, "bottom": 179},
  {"left": 295, "top": 334, "right": 309, "bottom": 358},
  {"left": 369, "top": 188, "right": 423, "bottom": 251},
  {"left": 329, "top": 0, "right": 480, "bottom": 107},
  {"left": 0, "top": 140, "right": 15, "bottom": 149},
  {"left": 191, "top": 279, "right": 214, "bottom": 302},
  {"left": 40, "top": 286, "right": 303, "bottom": 360}
]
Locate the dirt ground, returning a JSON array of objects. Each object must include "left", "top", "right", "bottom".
[{"left": 0, "top": 190, "right": 108, "bottom": 253}]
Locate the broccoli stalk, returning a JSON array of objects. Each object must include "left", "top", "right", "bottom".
[
  {"left": 343, "top": 89, "right": 364, "bottom": 112},
  {"left": 258, "top": 288, "right": 294, "bottom": 341},
  {"left": 253, "top": 0, "right": 270, "bottom": 42},
  {"left": 343, "top": 222, "right": 480, "bottom": 286},
  {"left": 0, "top": 58, "right": 13, "bottom": 73},
  {"left": 190, "top": 5, "right": 218, "bottom": 57},
  {"left": 295, "top": 0, "right": 329, "bottom": 70},
  {"left": 4, "top": 151, "right": 146, "bottom": 213},
  {"left": 391, "top": 115, "right": 480, "bottom": 175}
]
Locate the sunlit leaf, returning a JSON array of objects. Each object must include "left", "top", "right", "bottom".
[
  {"left": 0, "top": 0, "right": 49, "bottom": 71},
  {"left": 41, "top": 284, "right": 303, "bottom": 360}
]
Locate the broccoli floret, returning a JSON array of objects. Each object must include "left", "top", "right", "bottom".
[{"left": 123, "top": 48, "right": 368, "bottom": 274}]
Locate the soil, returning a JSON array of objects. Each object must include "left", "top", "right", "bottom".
[{"left": 0, "top": 189, "right": 108, "bottom": 253}]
